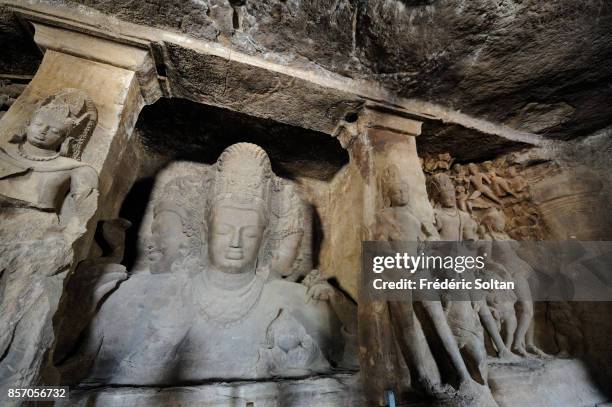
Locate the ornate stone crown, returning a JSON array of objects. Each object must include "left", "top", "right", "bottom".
[{"left": 211, "top": 143, "right": 273, "bottom": 214}]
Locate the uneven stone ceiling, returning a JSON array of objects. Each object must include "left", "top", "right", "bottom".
[
  {"left": 136, "top": 99, "right": 349, "bottom": 180},
  {"left": 1, "top": 0, "right": 611, "bottom": 141}
]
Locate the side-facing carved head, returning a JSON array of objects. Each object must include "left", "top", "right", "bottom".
[
  {"left": 149, "top": 201, "right": 189, "bottom": 273},
  {"left": 207, "top": 143, "right": 272, "bottom": 274},
  {"left": 20, "top": 89, "right": 97, "bottom": 159}
]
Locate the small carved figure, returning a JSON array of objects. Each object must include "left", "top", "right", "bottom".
[
  {"left": 467, "top": 163, "right": 501, "bottom": 205},
  {"left": 451, "top": 164, "right": 470, "bottom": 187},
  {"left": 482, "top": 161, "right": 519, "bottom": 199},
  {"left": 423, "top": 153, "right": 453, "bottom": 173},
  {"left": 507, "top": 166, "right": 528, "bottom": 194},
  {"left": 257, "top": 309, "right": 330, "bottom": 376}
]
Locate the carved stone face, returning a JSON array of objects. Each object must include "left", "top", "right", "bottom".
[
  {"left": 26, "top": 110, "right": 70, "bottom": 151},
  {"left": 208, "top": 205, "right": 265, "bottom": 274},
  {"left": 435, "top": 176, "right": 456, "bottom": 208},
  {"left": 149, "top": 211, "right": 185, "bottom": 272},
  {"left": 388, "top": 181, "right": 410, "bottom": 207}
]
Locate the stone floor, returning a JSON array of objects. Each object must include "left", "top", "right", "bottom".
[
  {"left": 488, "top": 358, "right": 609, "bottom": 407},
  {"left": 62, "top": 359, "right": 609, "bottom": 407}
]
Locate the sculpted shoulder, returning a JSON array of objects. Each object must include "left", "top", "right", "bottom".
[
  {"left": 101, "top": 272, "right": 188, "bottom": 312},
  {"left": 263, "top": 279, "right": 334, "bottom": 320},
  {"left": 71, "top": 164, "right": 99, "bottom": 190}
]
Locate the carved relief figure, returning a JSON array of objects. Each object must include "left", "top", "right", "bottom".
[
  {"left": 60, "top": 143, "right": 351, "bottom": 385},
  {"left": 467, "top": 163, "right": 502, "bottom": 205},
  {"left": 0, "top": 89, "right": 98, "bottom": 394},
  {"left": 456, "top": 185, "right": 470, "bottom": 213},
  {"left": 430, "top": 174, "right": 515, "bottom": 382},
  {"left": 376, "top": 166, "right": 493, "bottom": 402},
  {"left": 0, "top": 88, "right": 98, "bottom": 239},
  {"left": 480, "top": 209, "right": 547, "bottom": 358},
  {"left": 267, "top": 178, "right": 309, "bottom": 280},
  {"left": 431, "top": 173, "right": 479, "bottom": 241},
  {"left": 146, "top": 201, "right": 191, "bottom": 274},
  {"left": 482, "top": 161, "right": 519, "bottom": 199},
  {"left": 427, "top": 154, "right": 544, "bottom": 240}
]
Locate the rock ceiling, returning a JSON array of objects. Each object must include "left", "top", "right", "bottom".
[{"left": 2, "top": 0, "right": 611, "bottom": 142}]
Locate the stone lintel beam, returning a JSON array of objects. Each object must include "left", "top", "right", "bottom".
[{"left": 5, "top": 1, "right": 544, "bottom": 160}]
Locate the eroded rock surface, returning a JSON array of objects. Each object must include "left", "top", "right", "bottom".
[{"left": 17, "top": 0, "right": 609, "bottom": 140}]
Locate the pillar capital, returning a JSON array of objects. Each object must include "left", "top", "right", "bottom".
[
  {"left": 26, "top": 19, "right": 162, "bottom": 105},
  {"left": 357, "top": 104, "right": 423, "bottom": 137}
]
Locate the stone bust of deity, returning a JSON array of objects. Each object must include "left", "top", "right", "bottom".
[
  {"left": 0, "top": 89, "right": 98, "bottom": 238},
  {"left": 63, "top": 143, "right": 349, "bottom": 386}
]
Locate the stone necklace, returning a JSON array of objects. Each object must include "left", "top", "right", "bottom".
[
  {"left": 197, "top": 263, "right": 270, "bottom": 329},
  {"left": 17, "top": 143, "right": 60, "bottom": 161}
]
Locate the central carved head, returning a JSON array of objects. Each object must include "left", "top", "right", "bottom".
[{"left": 206, "top": 143, "right": 272, "bottom": 274}]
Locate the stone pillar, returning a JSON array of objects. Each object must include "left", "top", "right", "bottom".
[
  {"left": 0, "top": 21, "right": 159, "bottom": 402},
  {"left": 332, "top": 105, "right": 430, "bottom": 405}
]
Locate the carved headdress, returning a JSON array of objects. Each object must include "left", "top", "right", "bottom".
[
  {"left": 209, "top": 143, "right": 273, "bottom": 217},
  {"left": 16, "top": 88, "right": 97, "bottom": 160}
]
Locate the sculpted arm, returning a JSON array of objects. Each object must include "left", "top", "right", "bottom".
[{"left": 61, "top": 165, "right": 99, "bottom": 236}]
